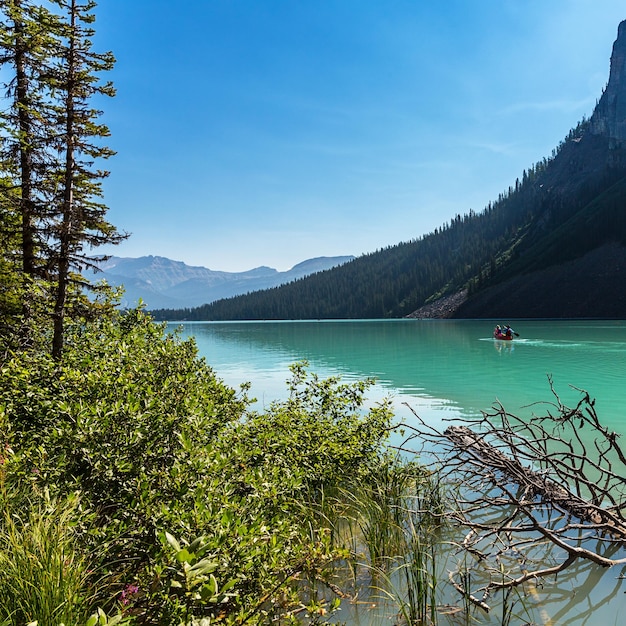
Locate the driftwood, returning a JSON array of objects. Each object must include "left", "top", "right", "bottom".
[
  {"left": 401, "top": 376, "right": 626, "bottom": 609},
  {"left": 443, "top": 424, "right": 626, "bottom": 537}
]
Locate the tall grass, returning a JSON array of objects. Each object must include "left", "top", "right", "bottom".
[
  {"left": 370, "top": 493, "right": 443, "bottom": 625},
  {"left": 312, "top": 457, "right": 446, "bottom": 625},
  {"left": 0, "top": 491, "right": 95, "bottom": 625}
]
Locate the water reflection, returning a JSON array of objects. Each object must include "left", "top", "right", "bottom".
[
  {"left": 515, "top": 543, "right": 626, "bottom": 626},
  {"left": 493, "top": 338, "right": 514, "bottom": 354}
]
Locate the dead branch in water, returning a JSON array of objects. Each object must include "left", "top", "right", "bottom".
[{"left": 402, "top": 375, "right": 626, "bottom": 611}]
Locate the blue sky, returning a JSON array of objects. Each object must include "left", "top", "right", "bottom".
[{"left": 93, "top": 1, "right": 625, "bottom": 272}]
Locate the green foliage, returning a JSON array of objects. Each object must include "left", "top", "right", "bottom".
[
  {"left": 2, "top": 309, "right": 247, "bottom": 585},
  {"left": 0, "top": 0, "right": 125, "bottom": 357},
  {"left": 233, "top": 362, "right": 393, "bottom": 489},
  {"left": 0, "top": 2, "right": 445, "bottom": 621},
  {"left": 0, "top": 489, "right": 119, "bottom": 626},
  {"left": 45, "top": 0, "right": 125, "bottom": 358},
  {"left": 0, "top": 176, "right": 22, "bottom": 342},
  {"left": 0, "top": 308, "right": 435, "bottom": 623}
]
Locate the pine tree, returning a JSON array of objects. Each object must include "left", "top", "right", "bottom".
[
  {"left": 0, "top": 0, "right": 125, "bottom": 357},
  {"left": 46, "top": 0, "right": 125, "bottom": 358},
  {"left": 0, "top": 175, "right": 23, "bottom": 344},
  {"left": 0, "top": 0, "right": 58, "bottom": 337}
]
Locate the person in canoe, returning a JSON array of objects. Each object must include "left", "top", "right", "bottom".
[{"left": 493, "top": 324, "right": 516, "bottom": 340}]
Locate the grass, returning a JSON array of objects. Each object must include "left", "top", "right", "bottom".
[
  {"left": 326, "top": 458, "right": 447, "bottom": 625},
  {"left": 0, "top": 490, "right": 95, "bottom": 626}
]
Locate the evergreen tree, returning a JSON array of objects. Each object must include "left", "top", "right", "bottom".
[
  {"left": 0, "top": 0, "right": 125, "bottom": 357},
  {"left": 0, "top": 175, "right": 23, "bottom": 346},
  {"left": 0, "top": 0, "right": 58, "bottom": 337},
  {"left": 46, "top": 0, "right": 125, "bottom": 358}
]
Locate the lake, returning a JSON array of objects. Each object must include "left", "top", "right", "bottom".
[
  {"left": 169, "top": 319, "right": 626, "bottom": 432},
  {"left": 168, "top": 318, "right": 626, "bottom": 624}
]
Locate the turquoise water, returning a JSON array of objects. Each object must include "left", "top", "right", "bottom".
[
  {"left": 170, "top": 319, "right": 626, "bottom": 434},
  {"left": 168, "top": 319, "right": 626, "bottom": 624}
]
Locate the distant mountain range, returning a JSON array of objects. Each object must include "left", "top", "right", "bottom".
[
  {"left": 90, "top": 255, "right": 354, "bottom": 310},
  {"left": 152, "top": 19, "right": 626, "bottom": 321}
]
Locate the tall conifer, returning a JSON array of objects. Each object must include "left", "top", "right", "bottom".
[
  {"left": 1, "top": 0, "right": 125, "bottom": 357},
  {"left": 46, "top": 0, "right": 125, "bottom": 358},
  {"left": 0, "top": 0, "right": 58, "bottom": 338}
]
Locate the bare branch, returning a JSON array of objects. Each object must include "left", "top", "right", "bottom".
[{"left": 401, "top": 380, "right": 626, "bottom": 607}]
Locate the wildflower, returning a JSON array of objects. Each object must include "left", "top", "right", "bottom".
[{"left": 120, "top": 583, "right": 139, "bottom": 606}]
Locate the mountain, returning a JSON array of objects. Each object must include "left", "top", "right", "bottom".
[
  {"left": 153, "top": 20, "right": 626, "bottom": 322},
  {"left": 449, "top": 19, "right": 626, "bottom": 319},
  {"left": 91, "top": 255, "right": 354, "bottom": 309}
]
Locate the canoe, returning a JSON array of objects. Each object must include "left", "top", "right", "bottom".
[{"left": 493, "top": 330, "right": 513, "bottom": 340}]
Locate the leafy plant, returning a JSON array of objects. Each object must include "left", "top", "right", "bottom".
[{"left": 0, "top": 309, "right": 436, "bottom": 623}]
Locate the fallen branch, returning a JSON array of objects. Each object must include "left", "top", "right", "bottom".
[
  {"left": 444, "top": 424, "right": 626, "bottom": 537},
  {"left": 401, "top": 376, "right": 626, "bottom": 606}
]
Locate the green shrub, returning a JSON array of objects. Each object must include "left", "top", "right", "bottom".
[{"left": 0, "top": 309, "right": 431, "bottom": 623}]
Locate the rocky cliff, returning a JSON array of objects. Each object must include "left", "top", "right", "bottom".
[{"left": 590, "top": 20, "right": 626, "bottom": 148}]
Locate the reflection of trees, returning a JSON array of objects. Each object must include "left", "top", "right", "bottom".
[
  {"left": 178, "top": 320, "right": 488, "bottom": 408},
  {"left": 446, "top": 539, "right": 626, "bottom": 624},
  {"left": 403, "top": 376, "right": 626, "bottom": 615}
]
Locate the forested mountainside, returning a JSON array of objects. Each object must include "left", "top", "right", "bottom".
[{"left": 153, "top": 20, "right": 626, "bottom": 322}]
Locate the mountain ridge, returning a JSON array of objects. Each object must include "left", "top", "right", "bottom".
[{"left": 92, "top": 255, "right": 355, "bottom": 310}]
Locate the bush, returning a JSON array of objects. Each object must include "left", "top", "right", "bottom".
[{"left": 0, "top": 308, "right": 427, "bottom": 623}]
